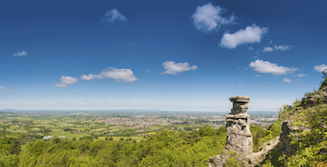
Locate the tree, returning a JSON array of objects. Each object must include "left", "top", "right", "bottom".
[
  {"left": 320, "top": 69, "right": 327, "bottom": 89},
  {"left": 10, "top": 140, "right": 20, "bottom": 155},
  {"left": 322, "top": 69, "right": 327, "bottom": 79}
]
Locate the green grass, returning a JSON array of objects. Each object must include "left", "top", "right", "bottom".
[
  {"left": 149, "top": 126, "right": 160, "bottom": 130},
  {"left": 6, "top": 127, "right": 27, "bottom": 133},
  {"left": 109, "top": 128, "right": 119, "bottom": 132},
  {"left": 49, "top": 131, "right": 87, "bottom": 140},
  {"left": 90, "top": 128, "right": 107, "bottom": 132}
]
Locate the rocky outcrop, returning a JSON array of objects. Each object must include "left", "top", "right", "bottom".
[
  {"left": 209, "top": 96, "right": 279, "bottom": 167},
  {"left": 301, "top": 86, "right": 327, "bottom": 109},
  {"left": 225, "top": 96, "right": 253, "bottom": 155},
  {"left": 247, "top": 136, "right": 279, "bottom": 165},
  {"left": 209, "top": 96, "right": 253, "bottom": 166}
]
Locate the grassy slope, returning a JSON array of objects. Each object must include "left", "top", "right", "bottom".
[{"left": 259, "top": 79, "right": 327, "bottom": 167}]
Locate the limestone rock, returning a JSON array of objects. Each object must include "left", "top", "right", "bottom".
[
  {"left": 209, "top": 96, "right": 253, "bottom": 167},
  {"left": 226, "top": 96, "right": 253, "bottom": 155},
  {"left": 301, "top": 86, "right": 327, "bottom": 109}
]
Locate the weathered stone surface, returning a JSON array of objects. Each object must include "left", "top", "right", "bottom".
[
  {"left": 225, "top": 96, "right": 253, "bottom": 155},
  {"left": 209, "top": 96, "right": 279, "bottom": 167},
  {"left": 247, "top": 136, "right": 280, "bottom": 165},
  {"left": 301, "top": 86, "right": 327, "bottom": 109},
  {"left": 209, "top": 96, "right": 253, "bottom": 167},
  {"left": 229, "top": 96, "right": 250, "bottom": 114}
]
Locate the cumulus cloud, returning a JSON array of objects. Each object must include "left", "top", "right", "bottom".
[
  {"left": 162, "top": 61, "right": 198, "bottom": 75},
  {"left": 81, "top": 67, "right": 137, "bottom": 82},
  {"left": 191, "top": 2, "right": 235, "bottom": 32},
  {"left": 274, "top": 45, "right": 292, "bottom": 51},
  {"left": 103, "top": 9, "right": 127, "bottom": 23},
  {"left": 54, "top": 76, "right": 77, "bottom": 88},
  {"left": 0, "top": 86, "right": 7, "bottom": 89},
  {"left": 262, "top": 47, "right": 273, "bottom": 52},
  {"left": 220, "top": 24, "right": 268, "bottom": 49},
  {"left": 314, "top": 64, "right": 327, "bottom": 72},
  {"left": 60, "top": 76, "right": 77, "bottom": 84},
  {"left": 14, "top": 50, "right": 28, "bottom": 57},
  {"left": 283, "top": 78, "right": 292, "bottom": 83},
  {"left": 249, "top": 59, "right": 298, "bottom": 75},
  {"left": 81, "top": 74, "right": 95, "bottom": 81},
  {"left": 297, "top": 74, "right": 306, "bottom": 77}
]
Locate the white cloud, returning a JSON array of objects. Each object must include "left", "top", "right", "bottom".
[
  {"left": 162, "top": 61, "right": 198, "bottom": 75},
  {"left": 262, "top": 46, "right": 273, "bottom": 52},
  {"left": 274, "top": 45, "right": 292, "bottom": 51},
  {"left": 54, "top": 83, "right": 68, "bottom": 87},
  {"left": 81, "top": 74, "right": 95, "bottom": 81},
  {"left": 297, "top": 74, "right": 306, "bottom": 77},
  {"left": 263, "top": 82, "right": 268, "bottom": 85},
  {"left": 81, "top": 67, "right": 137, "bottom": 82},
  {"left": 220, "top": 24, "right": 268, "bottom": 49},
  {"left": 248, "top": 46, "right": 253, "bottom": 50},
  {"left": 0, "top": 86, "right": 7, "bottom": 89},
  {"left": 191, "top": 2, "right": 235, "bottom": 32},
  {"left": 283, "top": 78, "right": 292, "bottom": 83},
  {"left": 14, "top": 50, "right": 28, "bottom": 57},
  {"left": 249, "top": 59, "right": 298, "bottom": 75},
  {"left": 60, "top": 76, "right": 77, "bottom": 84},
  {"left": 103, "top": 9, "right": 127, "bottom": 23},
  {"left": 314, "top": 64, "right": 327, "bottom": 72},
  {"left": 238, "top": 84, "right": 242, "bottom": 86},
  {"left": 54, "top": 76, "right": 77, "bottom": 87}
]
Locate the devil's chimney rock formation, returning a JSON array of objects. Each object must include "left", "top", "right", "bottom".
[
  {"left": 209, "top": 96, "right": 253, "bottom": 167},
  {"left": 225, "top": 96, "right": 253, "bottom": 155},
  {"left": 209, "top": 96, "right": 280, "bottom": 167}
]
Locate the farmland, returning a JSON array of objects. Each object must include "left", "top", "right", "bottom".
[{"left": 0, "top": 110, "right": 277, "bottom": 143}]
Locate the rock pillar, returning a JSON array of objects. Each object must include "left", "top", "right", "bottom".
[
  {"left": 209, "top": 96, "right": 253, "bottom": 167},
  {"left": 225, "top": 96, "right": 253, "bottom": 154}
]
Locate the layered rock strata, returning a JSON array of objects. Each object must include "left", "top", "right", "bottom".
[
  {"left": 209, "top": 96, "right": 253, "bottom": 166},
  {"left": 225, "top": 96, "right": 253, "bottom": 155}
]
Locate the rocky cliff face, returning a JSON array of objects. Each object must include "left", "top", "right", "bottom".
[
  {"left": 258, "top": 81, "right": 327, "bottom": 166},
  {"left": 301, "top": 83, "right": 327, "bottom": 109}
]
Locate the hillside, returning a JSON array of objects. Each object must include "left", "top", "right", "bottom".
[{"left": 258, "top": 72, "right": 327, "bottom": 167}]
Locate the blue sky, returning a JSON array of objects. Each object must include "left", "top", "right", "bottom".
[{"left": 1, "top": 0, "right": 327, "bottom": 111}]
